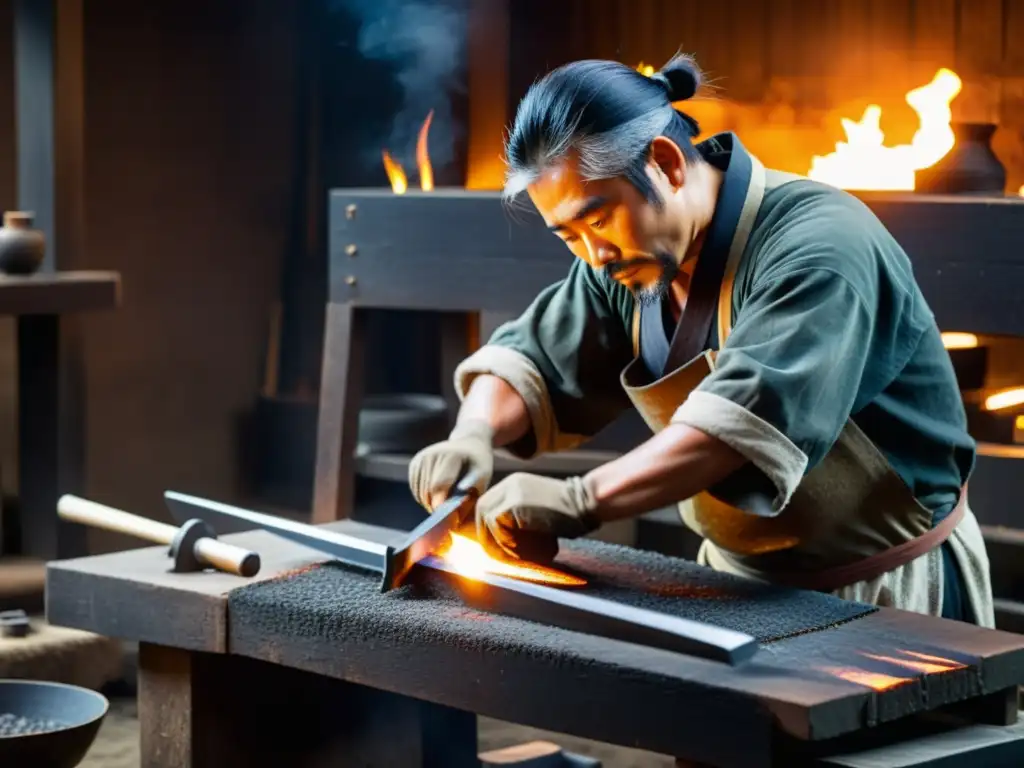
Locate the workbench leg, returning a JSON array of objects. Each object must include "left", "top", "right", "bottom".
[
  {"left": 138, "top": 643, "right": 478, "bottom": 767},
  {"left": 313, "top": 302, "right": 366, "bottom": 523},
  {"left": 17, "top": 313, "right": 87, "bottom": 561}
]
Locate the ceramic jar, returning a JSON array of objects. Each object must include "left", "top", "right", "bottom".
[{"left": 0, "top": 212, "right": 45, "bottom": 275}]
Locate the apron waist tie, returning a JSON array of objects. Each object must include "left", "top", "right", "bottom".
[{"left": 764, "top": 489, "right": 967, "bottom": 593}]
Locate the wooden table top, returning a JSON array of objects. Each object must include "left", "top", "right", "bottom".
[
  {"left": 46, "top": 519, "right": 1024, "bottom": 764},
  {"left": 0, "top": 270, "right": 120, "bottom": 315}
]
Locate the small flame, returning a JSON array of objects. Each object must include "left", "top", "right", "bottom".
[
  {"left": 809, "top": 69, "right": 962, "bottom": 191},
  {"left": 381, "top": 111, "right": 435, "bottom": 194},
  {"left": 440, "top": 533, "right": 587, "bottom": 587},
  {"left": 636, "top": 62, "right": 655, "bottom": 77},
  {"left": 941, "top": 332, "right": 979, "bottom": 349},
  {"left": 416, "top": 110, "right": 434, "bottom": 191},
  {"left": 381, "top": 151, "right": 407, "bottom": 194},
  {"left": 984, "top": 387, "right": 1024, "bottom": 411}
]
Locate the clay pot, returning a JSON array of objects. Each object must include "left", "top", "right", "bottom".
[
  {"left": 0, "top": 212, "right": 45, "bottom": 275},
  {"left": 916, "top": 123, "right": 1007, "bottom": 195}
]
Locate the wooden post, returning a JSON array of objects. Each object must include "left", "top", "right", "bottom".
[
  {"left": 312, "top": 302, "right": 365, "bottom": 523},
  {"left": 14, "top": 0, "right": 89, "bottom": 560}
]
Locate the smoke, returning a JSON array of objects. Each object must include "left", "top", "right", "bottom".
[{"left": 330, "top": 0, "right": 464, "bottom": 174}]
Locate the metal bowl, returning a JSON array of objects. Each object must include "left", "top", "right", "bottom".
[{"left": 0, "top": 680, "right": 109, "bottom": 768}]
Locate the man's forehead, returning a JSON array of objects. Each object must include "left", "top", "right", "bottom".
[{"left": 530, "top": 156, "right": 600, "bottom": 222}]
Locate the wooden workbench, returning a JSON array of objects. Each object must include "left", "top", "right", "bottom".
[{"left": 46, "top": 519, "right": 1024, "bottom": 768}]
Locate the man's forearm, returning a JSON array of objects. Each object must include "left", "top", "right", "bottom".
[
  {"left": 456, "top": 374, "right": 532, "bottom": 448},
  {"left": 583, "top": 423, "right": 748, "bottom": 523}
]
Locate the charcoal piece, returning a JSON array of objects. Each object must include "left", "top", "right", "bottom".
[{"left": 0, "top": 610, "right": 30, "bottom": 638}]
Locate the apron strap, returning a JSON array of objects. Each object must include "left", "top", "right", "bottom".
[
  {"left": 662, "top": 155, "right": 767, "bottom": 373},
  {"left": 662, "top": 237, "right": 729, "bottom": 375},
  {"left": 765, "top": 487, "right": 968, "bottom": 593}
]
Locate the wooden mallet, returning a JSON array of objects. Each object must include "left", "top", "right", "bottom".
[{"left": 57, "top": 494, "right": 261, "bottom": 577}]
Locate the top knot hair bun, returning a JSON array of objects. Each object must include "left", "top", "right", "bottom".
[{"left": 650, "top": 53, "right": 702, "bottom": 102}]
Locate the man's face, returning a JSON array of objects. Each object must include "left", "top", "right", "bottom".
[{"left": 527, "top": 137, "right": 696, "bottom": 305}]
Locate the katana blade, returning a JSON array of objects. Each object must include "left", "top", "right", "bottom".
[
  {"left": 164, "top": 491, "right": 388, "bottom": 574},
  {"left": 163, "top": 490, "right": 759, "bottom": 666}
]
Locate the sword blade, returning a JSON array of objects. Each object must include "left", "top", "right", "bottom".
[
  {"left": 163, "top": 491, "right": 387, "bottom": 574},
  {"left": 163, "top": 490, "right": 759, "bottom": 666}
]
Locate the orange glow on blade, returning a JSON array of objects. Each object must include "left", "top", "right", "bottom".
[{"left": 439, "top": 533, "right": 586, "bottom": 587}]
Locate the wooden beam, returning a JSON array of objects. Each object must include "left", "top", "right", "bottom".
[
  {"left": 13, "top": 0, "right": 90, "bottom": 560},
  {"left": 465, "top": 0, "right": 509, "bottom": 191}
]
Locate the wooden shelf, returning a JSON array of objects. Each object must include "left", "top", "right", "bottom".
[
  {"left": 355, "top": 447, "right": 620, "bottom": 483},
  {"left": 0, "top": 270, "right": 121, "bottom": 315}
]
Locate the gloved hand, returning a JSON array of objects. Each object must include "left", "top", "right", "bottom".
[
  {"left": 475, "top": 472, "right": 601, "bottom": 561},
  {"left": 408, "top": 418, "right": 494, "bottom": 511}
]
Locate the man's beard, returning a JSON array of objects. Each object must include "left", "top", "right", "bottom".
[{"left": 607, "top": 252, "right": 679, "bottom": 307}]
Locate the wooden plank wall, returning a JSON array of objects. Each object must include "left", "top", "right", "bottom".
[{"left": 559, "top": 0, "right": 1024, "bottom": 191}]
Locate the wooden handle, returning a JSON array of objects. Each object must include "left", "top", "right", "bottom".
[
  {"left": 57, "top": 494, "right": 178, "bottom": 545},
  {"left": 193, "top": 537, "right": 261, "bottom": 578}
]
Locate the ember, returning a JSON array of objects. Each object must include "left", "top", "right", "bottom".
[
  {"left": 821, "top": 648, "right": 965, "bottom": 691},
  {"left": 439, "top": 533, "right": 587, "bottom": 588}
]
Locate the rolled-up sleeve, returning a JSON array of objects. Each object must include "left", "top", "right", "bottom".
[
  {"left": 454, "top": 259, "right": 634, "bottom": 458},
  {"left": 671, "top": 264, "right": 875, "bottom": 512}
]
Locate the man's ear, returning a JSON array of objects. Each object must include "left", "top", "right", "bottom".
[{"left": 648, "top": 136, "right": 687, "bottom": 189}]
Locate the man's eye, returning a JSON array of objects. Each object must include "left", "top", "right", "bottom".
[
  {"left": 591, "top": 217, "right": 607, "bottom": 230},
  {"left": 561, "top": 233, "right": 580, "bottom": 244}
]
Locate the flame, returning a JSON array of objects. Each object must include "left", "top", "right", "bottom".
[
  {"left": 381, "top": 110, "right": 435, "bottom": 194},
  {"left": 984, "top": 387, "right": 1024, "bottom": 411},
  {"left": 636, "top": 62, "right": 656, "bottom": 77},
  {"left": 821, "top": 649, "right": 965, "bottom": 691},
  {"left": 439, "top": 533, "right": 587, "bottom": 587},
  {"left": 381, "top": 151, "right": 408, "bottom": 194},
  {"left": 416, "top": 110, "right": 434, "bottom": 191},
  {"left": 808, "top": 69, "right": 962, "bottom": 191},
  {"left": 941, "top": 332, "right": 979, "bottom": 349}
]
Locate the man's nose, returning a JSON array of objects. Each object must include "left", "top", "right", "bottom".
[{"left": 587, "top": 236, "right": 619, "bottom": 267}]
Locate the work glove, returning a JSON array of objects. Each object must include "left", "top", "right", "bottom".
[
  {"left": 408, "top": 418, "right": 494, "bottom": 511},
  {"left": 475, "top": 472, "right": 601, "bottom": 561}
]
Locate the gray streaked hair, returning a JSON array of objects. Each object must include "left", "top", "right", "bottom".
[{"left": 502, "top": 54, "right": 704, "bottom": 205}]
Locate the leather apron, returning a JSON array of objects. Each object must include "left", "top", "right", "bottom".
[{"left": 618, "top": 156, "right": 966, "bottom": 592}]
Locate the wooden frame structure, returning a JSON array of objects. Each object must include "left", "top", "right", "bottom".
[{"left": 312, "top": 188, "right": 1024, "bottom": 524}]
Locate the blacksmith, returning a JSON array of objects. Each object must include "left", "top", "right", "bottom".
[{"left": 408, "top": 54, "right": 994, "bottom": 626}]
